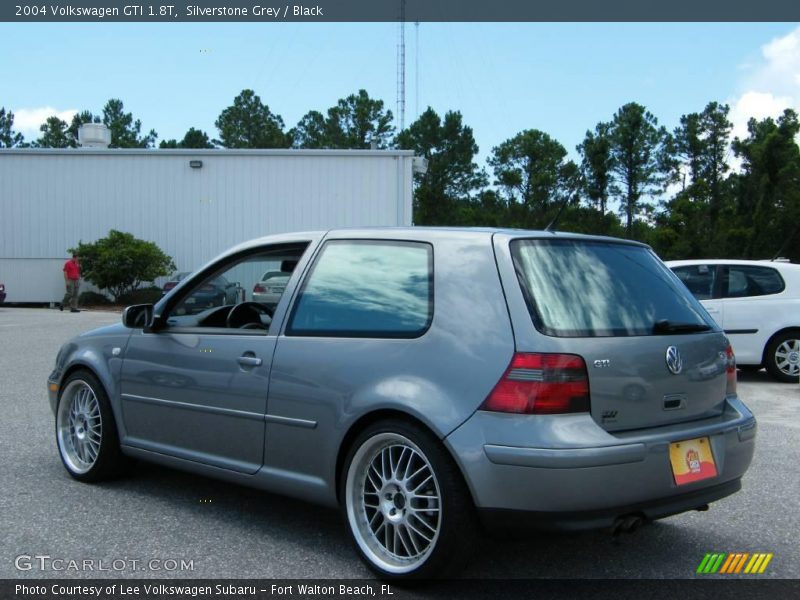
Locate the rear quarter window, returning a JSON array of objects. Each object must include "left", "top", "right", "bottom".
[
  {"left": 287, "top": 240, "right": 433, "bottom": 338},
  {"left": 511, "top": 239, "right": 713, "bottom": 337},
  {"left": 721, "top": 265, "right": 785, "bottom": 298}
]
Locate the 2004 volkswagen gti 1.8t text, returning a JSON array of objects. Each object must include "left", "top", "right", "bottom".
[{"left": 47, "top": 228, "right": 756, "bottom": 579}]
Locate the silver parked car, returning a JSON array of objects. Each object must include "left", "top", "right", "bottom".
[
  {"left": 252, "top": 269, "right": 292, "bottom": 308},
  {"left": 48, "top": 229, "right": 756, "bottom": 579}
]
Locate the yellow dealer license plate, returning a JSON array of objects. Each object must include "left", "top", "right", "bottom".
[{"left": 669, "top": 437, "right": 717, "bottom": 486}]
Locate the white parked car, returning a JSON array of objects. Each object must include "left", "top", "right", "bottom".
[
  {"left": 252, "top": 270, "right": 291, "bottom": 308},
  {"left": 667, "top": 259, "right": 800, "bottom": 383}
]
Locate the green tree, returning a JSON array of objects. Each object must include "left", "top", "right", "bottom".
[
  {"left": 0, "top": 107, "right": 24, "bottom": 147},
  {"left": 70, "top": 230, "right": 176, "bottom": 301},
  {"left": 608, "top": 103, "right": 672, "bottom": 237},
  {"left": 731, "top": 109, "right": 800, "bottom": 261},
  {"left": 395, "top": 107, "right": 485, "bottom": 225},
  {"left": 488, "top": 129, "right": 579, "bottom": 229},
  {"left": 214, "top": 89, "right": 290, "bottom": 148},
  {"left": 292, "top": 90, "right": 394, "bottom": 149},
  {"left": 577, "top": 122, "right": 613, "bottom": 215},
  {"left": 160, "top": 127, "right": 214, "bottom": 149},
  {"left": 456, "top": 189, "right": 507, "bottom": 227},
  {"left": 658, "top": 102, "right": 734, "bottom": 258},
  {"left": 35, "top": 116, "right": 75, "bottom": 148},
  {"left": 291, "top": 110, "right": 328, "bottom": 148},
  {"left": 102, "top": 99, "right": 157, "bottom": 148}
]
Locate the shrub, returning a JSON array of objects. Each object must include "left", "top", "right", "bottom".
[
  {"left": 70, "top": 230, "right": 175, "bottom": 302},
  {"left": 78, "top": 291, "right": 112, "bottom": 306},
  {"left": 117, "top": 286, "right": 163, "bottom": 306}
]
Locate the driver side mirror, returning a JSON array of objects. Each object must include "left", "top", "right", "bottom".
[{"left": 122, "top": 304, "right": 154, "bottom": 329}]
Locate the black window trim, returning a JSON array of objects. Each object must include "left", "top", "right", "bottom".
[{"left": 285, "top": 238, "right": 435, "bottom": 339}]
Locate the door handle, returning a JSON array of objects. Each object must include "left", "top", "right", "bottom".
[{"left": 237, "top": 355, "right": 262, "bottom": 367}]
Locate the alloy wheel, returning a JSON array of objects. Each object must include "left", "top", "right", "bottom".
[
  {"left": 774, "top": 338, "right": 800, "bottom": 378},
  {"left": 345, "top": 432, "right": 442, "bottom": 574},
  {"left": 57, "top": 380, "right": 103, "bottom": 475}
]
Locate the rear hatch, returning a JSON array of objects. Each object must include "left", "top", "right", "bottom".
[{"left": 509, "top": 238, "right": 729, "bottom": 432}]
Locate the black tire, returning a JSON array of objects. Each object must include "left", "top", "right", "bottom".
[
  {"left": 55, "top": 370, "right": 130, "bottom": 482},
  {"left": 764, "top": 331, "right": 800, "bottom": 383},
  {"left": 340, "top": 419, "right": 477, "bottom": 580},
  {"left": 737, "top": 365, "right": 762, "bottom": 374}
]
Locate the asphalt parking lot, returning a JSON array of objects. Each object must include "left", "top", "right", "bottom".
[{"left": 1, "top": 307, "right": 798, "bottom": 580}]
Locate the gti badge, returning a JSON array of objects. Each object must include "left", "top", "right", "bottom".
[{"left": 666, "top": 346, "right": 683, "bottom": 375}]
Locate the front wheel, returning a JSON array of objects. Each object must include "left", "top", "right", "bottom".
[
  {"left": 765, "top": 331, "right": 800, "bottom": 383},
  {"left": 341, "top": 420, "right": 476, "bottom": 579},
  {"left": 56, "top": 371, "right": 129, "bottom": 482}
]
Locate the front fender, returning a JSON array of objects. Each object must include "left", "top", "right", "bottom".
[{"left": 48, "top": 327, "right": 133, "bottom": 438}]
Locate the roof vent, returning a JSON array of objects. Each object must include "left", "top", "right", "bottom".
[{"left": 78, "top": 123, "right": 112, "bottom": 148}]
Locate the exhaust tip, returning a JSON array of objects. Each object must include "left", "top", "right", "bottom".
[
  {"left": 612, "top": 514, "right": 645, "bottom": 536},
  {"left": 695, "top": 504, "right": 710, "bottom": 512}
]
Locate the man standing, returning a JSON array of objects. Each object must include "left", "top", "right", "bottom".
[{"left": 63, "top": 253, "right": 81, "bottom": 313}]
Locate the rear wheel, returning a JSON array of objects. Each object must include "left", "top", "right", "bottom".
[
  {"left": 341, "top": 420, "right": 476, "bottom": 579},
  {"left": 765, "top": 331, "right": 800, "bottom": 383},
  {"left": 56, "top": 371, "right": 129, "bottom": 482}
]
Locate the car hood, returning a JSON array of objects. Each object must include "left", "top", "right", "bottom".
[{"left": 78, "top": 322, "right": 131, "bottom": 339}]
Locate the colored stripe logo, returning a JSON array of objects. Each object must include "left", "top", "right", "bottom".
[{"left": 697, "top": 553, "right": 773, "bottom": 574}]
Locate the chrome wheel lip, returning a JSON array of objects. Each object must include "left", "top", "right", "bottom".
[
  {"left": 56, "top": 380, "right": 102, "bottom": 475},
  {"left": 774, "top": 339, "right": 800, "bottom": 377},
  {"left": 345, "top": 432, "right": 442, "bottom": 575}
]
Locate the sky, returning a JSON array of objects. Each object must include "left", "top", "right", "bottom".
[{"left": 2, "top": 22, "right": 800, "bottom": 167}]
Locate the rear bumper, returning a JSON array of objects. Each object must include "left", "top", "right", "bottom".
[
  {"left": 479, "top": 478, "right": 741, "bottom": 532},
  {"left": 445, "top": 396, "right": 755, "bottom": 527}
]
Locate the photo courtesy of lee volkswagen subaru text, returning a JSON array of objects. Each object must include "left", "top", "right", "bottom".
[{"left": 47, "top": 228, "right": 756, "bottom": 579}]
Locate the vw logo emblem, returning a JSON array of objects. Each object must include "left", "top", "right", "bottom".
[{"left": 666, "top": 346, "right": 683, "bottom": 375}]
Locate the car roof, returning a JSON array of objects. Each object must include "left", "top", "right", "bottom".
[
  {"left": 666, "top": 259, "right": 800, "bottom": 272},
  {"left": 229, "top": 227, "right": 649, "bottom": 254}
]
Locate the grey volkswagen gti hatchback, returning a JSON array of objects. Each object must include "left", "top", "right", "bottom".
[{"left": 48, "top": 228, "right": 756, "bottom": 579}]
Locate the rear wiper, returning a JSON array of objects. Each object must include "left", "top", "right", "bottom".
[{"left": 653, "top": 320, "right": 711, "bottom": 334}]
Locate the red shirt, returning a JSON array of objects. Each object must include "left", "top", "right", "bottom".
[{"left": 64, "top": 259, "right": 81, "bottom": 280}]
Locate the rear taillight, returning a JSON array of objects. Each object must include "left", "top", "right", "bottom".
[
  {"left": 253, "top": 284, "right": 267, "bottom": 293},
  {"left": 163, "top": 282, "right": 176, "bottom": 291},
  {"left": 480, "top": 353, "right": 590, "bottom": 415},
  {"left": 726, "top": 344, "right": 737, "bottom": 395}
]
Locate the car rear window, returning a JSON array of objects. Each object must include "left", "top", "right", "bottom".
[{"left": 511, "top": 239, "right": 713, "bottom": 337}]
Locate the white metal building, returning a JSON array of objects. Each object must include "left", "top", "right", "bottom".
[{"left": 0, "top": 148, "right": 418, "bottom": 302}]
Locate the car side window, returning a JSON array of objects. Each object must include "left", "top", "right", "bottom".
[
  {"left": 672, "top": 265, "right": 715, "bottom": 300},
  {"left": 287, "top": 240, "right": 433, "bottom": 338},
  {"left": 721, "top": 265, "right": 785, "bottom": 298},
  {"left": 165, "top": 245, "right": 308, "bottom": 332}
]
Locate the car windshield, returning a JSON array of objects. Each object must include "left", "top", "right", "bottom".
[{"left": 511, "top": 239, "right": 714, "bottom": 337}]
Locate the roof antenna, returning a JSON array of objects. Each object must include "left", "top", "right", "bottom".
[{"left": 545, "top": 195, "right": 571, "bottom": 232}]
